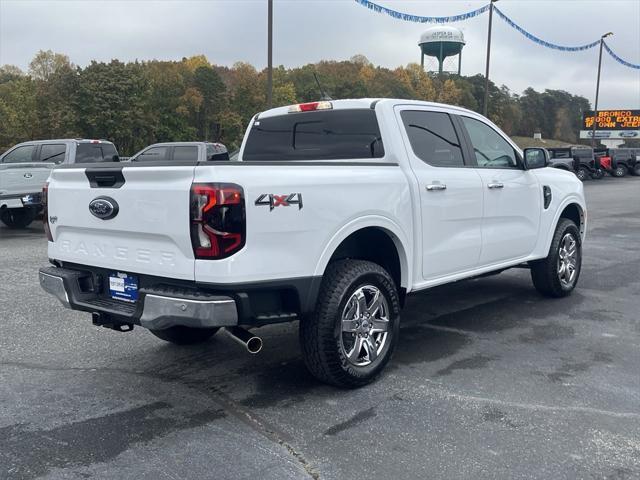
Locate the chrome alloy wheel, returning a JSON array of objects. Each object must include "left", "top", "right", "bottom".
[
  {"left": 557, "top": 233, "right": 579, "bottom": 288},
  {"left": 340, "top": 285, "right": 390, "bottom": 367}
]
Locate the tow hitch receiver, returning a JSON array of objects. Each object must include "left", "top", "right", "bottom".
[{"left": 92, "top": 313, "right": 134, "bottom": 332}]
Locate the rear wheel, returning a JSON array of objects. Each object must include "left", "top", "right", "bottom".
[
  {"left": 300, "top": 259, "right": 400, "bottom": 388},
  {"left": 530, "top": 219, "right": 581, "bottom": 298},
  {"left": 613, "top": 165, "right": 628, "bottom": 177},
  {"left": 0, "top": 207, "right": 37, "bottom": 229},
  {"left": 632, "top": 164, "right": 640, "bottom": 176},
  {"left": 149, "top": 326, "right": 219, "bottom": 345},
  {"left": 575, "top": 167, "right": 588, "bottom": 181}
]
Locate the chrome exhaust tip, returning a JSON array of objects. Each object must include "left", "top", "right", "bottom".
[{"left": 224, "top": 327, "right": 263, "bottom": 354}]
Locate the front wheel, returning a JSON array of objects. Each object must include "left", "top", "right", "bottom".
[
  {"left": 575, "top": 167, "right": 588, "bottom": 181},
  {"left": 149, "top": 326, "right": 219, "bottom": 345},
  {"left": 613, "top": 165, "right": 628, "bottom": 177},
  {"left": 530, "top": 219, "right": 582, "bottom": 298},
  {"left": 300, "top": 259, "right": 400, "bottom": 388},
  {"left": 0, "top": 207, "right": 37, "bottom": 228}
]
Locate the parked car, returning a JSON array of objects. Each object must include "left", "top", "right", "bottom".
[
  {"left": 547, "top": 147, "right": 602, "bottom": 181},
  {"left": 546, "top": 149, "right": 575, "bottom": 173},
  {"left": 39, "top": 99, "right": 586, "bottom": 388},
  {"left": 0, "top": 139, "right": 119, "bottom": 228},
  {"left": 609, "top": 148, "right": 640, "bottom": 177},
  {"left": 594, "top": 149, "right": 613, "bottom": 176},
  {"left": 128, "top": 142, "right": 229, "bottom": 163}
]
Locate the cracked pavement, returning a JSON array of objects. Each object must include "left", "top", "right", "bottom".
[{"left": 1, "top": 176, "right": 639, "bottom": 479}]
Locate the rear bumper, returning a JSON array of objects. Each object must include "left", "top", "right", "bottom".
[
  {"left": 0, "top": 192, "right": 43, "bottom": 208},
  {"left": 38, "top": 266, "right": 238, "bottom": 330}
]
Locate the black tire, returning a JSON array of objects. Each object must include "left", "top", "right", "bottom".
[
  {"left": 613, "top": 165, "right": 628, "bottom": 177},
  {"left": 575, "top": 167, "right": 588, "bottom": 181},
  {"left": 530, "top": 218, "right": 581, "bottom": 298},
  {"left": 149, "top": 326, "right": 219, "bottom": 345},
  {"left": 300, "top": 259, "right": 400, "bottom": 388},
  {"left": 632, "top": 164, "right": 640, "bottom": 176},
  {"left": 0, "top": 207, "right": 37, "bottom": 228}
]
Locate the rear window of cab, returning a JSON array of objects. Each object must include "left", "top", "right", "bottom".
[
  {"left": 75, "top": 143, "right": 118, "bottom": 163},
  {"left": 243, "top": 109, "right": 385, "bottom": 161}
]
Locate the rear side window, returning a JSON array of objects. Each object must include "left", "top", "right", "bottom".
[
  {"left": 2, "top": 145, "right": 36, "bottom": 163},
  {"left": 137, "top": 146, "right": 168, "bottom": 162},
  {"left": 243, "top": 109, "right": 384, "bottom": 161},
  {"left": 40, "top": 144, "right": 66, "bottom": 163},
  {"left": 401, "top": 111, "right": 464, "bottom": 167},
  {"left": 173, "top": 146, "right": 198, "bottom": 161}
]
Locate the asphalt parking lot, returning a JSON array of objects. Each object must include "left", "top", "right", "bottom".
[{"left": 1, "top": 176, "right": 639, "bottom": 480}]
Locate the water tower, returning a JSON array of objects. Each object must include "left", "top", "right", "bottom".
[{"left": 419, "top": 26, "right": 465, "bottom": 75}]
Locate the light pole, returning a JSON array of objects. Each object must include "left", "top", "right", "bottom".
[
  {"left": 591, "top": 32, "right": 613, "bottom": 147},
  {"left": 483, "top": 0, "right": 498, "bottom": 117},
  {"left": 267, "top": 0, "right": 273, "bottom": 109}
]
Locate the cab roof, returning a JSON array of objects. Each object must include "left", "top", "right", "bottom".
[{"left": 257, "top": 98, "right": 479, "bottom": 119}]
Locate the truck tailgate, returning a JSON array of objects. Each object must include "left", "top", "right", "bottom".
[{"left": 48, "top": 165, "right": 196, "bottom": 280}]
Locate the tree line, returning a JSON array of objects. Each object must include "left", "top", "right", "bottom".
[{"left": 0, "top": 50, "right": 592, "bottom": 155}]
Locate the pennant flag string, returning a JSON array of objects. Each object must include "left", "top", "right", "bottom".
[
  {"left": 492, "top": 6, "right": 600, "bottom": 51},
  {"left": 603, "top": 41, "right": 640, "bottom": 70},
  {"left": 353, "top": 0, "right": 640, "bottom": 70},
  {"left": 353, "top": 0, "right": 490, "bottom": 24}
]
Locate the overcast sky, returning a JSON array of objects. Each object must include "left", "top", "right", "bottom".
[{"left": 1, "top": 0, "right": 639, "bottom": 108}]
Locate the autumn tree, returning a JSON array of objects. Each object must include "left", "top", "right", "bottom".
[
  {"left": 0, "top": 52, "right": 594, "bottom": 154},
  {"left": 76, "top": 60, "right": 151, "bottom": 154}
]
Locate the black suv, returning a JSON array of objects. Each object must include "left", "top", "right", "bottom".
[
  {"left": 547, "top": 147, "right": 602, "bottom": 181},
  {"left": 609, "top": 148, "right": 640, "bottom": 177}
]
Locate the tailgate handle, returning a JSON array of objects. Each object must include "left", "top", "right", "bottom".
[{"left": 85, "top": 168, "right": 125, "bottom": 188}]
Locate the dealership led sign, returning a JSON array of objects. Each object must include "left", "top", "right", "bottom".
[{"left": 580, "top": 110, "right": 640, "bottom": 139}]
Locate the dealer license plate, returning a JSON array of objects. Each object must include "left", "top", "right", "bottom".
[{"left": 109, "top": 272, "right": 138, "bottom": 303}]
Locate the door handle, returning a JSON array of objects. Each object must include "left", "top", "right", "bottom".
[
  {"left": 426, "top": 184, "right": 447, "bottom": 191},
  {"left": 487, "top": 183, "right": 504, "bottom": 189}
]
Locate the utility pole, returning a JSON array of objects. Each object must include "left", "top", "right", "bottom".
[
  {"left": 483, "top": 0, "right": 497, "bottom": 117},
  {"left": 591, "top": 32, "right": 613, "bottom": 147},
  {"left": 267, "top": 0, "right": 273, "bottom": 109}
]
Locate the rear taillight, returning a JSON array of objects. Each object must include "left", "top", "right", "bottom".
[
  {"left": 43, "top": 182, "right": 53, "bottom": 241},
  {"left": 190, "top": 183, "right": 245, "bottom": 259}
]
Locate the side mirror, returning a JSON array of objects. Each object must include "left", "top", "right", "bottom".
[{"left": 523, "top": 148, "right": 549, "bottom": 170}]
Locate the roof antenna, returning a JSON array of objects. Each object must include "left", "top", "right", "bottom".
[{"left": 313, "top": 72, "right": 332, "bottom": 101}]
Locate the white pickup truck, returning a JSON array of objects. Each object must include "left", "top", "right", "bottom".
[{"left": 39, "top": 99, "right": 586, "bottom": 387}]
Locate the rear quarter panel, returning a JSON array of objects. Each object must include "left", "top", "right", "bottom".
[{"left": 192, "top": 163, "right": 413, "bottom": 286}]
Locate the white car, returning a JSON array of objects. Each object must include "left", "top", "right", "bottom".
[
  {"left": 0, "top": 139, "right": 118, "bottom": 228},
  {"left": 39, "top": 99, "right": 586, "bottom": 387}
]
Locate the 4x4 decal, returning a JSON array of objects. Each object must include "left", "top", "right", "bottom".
[{"left": 255, "top": 193, "right": 303, "bottom": 211}]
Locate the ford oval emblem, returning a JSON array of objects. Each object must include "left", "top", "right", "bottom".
[{"left": 89, "top": 196, "right": 119, "bottom": 220}]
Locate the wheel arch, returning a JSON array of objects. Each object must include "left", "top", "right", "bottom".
[
  {"left": 552, "top": 200, "right": 586, "bottom": 246},
  {"left": 314, "top": 217, "right": 411, "bottom": 296}
]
